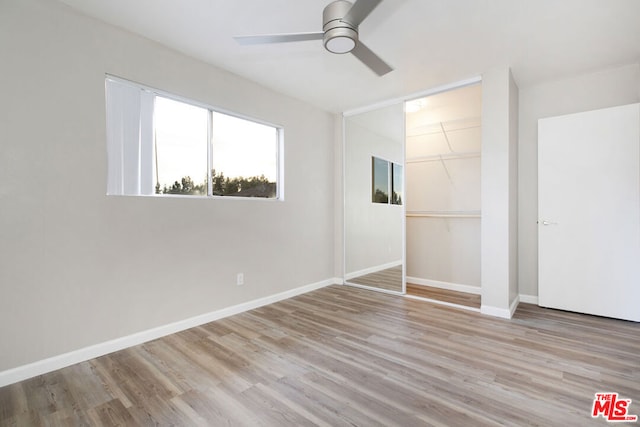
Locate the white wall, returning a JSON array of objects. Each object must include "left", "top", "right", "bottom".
[
  {"left": 334, "top": 114, "right": 345, "bottom": 280},
  {"left": 508, "top": 71, "right": 519, "bottom": 304},
  {"left": 0, "top": 0, "right": 336, "bottom": 373},
  {"left": 518, "top": 63, "right": 640, "bottom": 299},
  {"left": 481, "top": 67, "right": 519, "bottom": 317}
]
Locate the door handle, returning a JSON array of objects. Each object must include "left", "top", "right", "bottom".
[{"left": 539, "top": 220, "right": 559, "bottom": 226}]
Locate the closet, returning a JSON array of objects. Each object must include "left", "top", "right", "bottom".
[{"left": 405, "top": 84, "right": 482, "bottom": 299}]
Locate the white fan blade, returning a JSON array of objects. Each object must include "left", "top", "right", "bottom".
[
  {"left": 351, "top": 41, "right": 393, "bottom": 76},
  {"left": 342, "top": 0, "right": 383, "bottom": 26},
  {"left": 234, "top": 32, "right": 323, "bottom": 45}
]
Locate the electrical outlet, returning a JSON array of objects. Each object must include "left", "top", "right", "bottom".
[{"left": 236, "top": 273, "right": 244, "bottom": 286}]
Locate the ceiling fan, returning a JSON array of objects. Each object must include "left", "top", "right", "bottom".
[{"left": 233, "top": 0, "right": 393, "bottom": 76}]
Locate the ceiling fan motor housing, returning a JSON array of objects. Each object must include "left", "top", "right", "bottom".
[{"left": 323, "top": 0, "right": 358, "bottom": 54}]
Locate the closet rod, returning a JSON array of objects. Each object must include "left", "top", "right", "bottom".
[{"left": 407, "top": 210, "right": 481, "bottom": 219}]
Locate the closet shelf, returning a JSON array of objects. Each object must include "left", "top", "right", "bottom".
[
  {"left": 406, "top": 116, "right": 481, "bottom": 138},
  {"left": 406, "top": 151, "right": 480, "bottom": 164},
  {"left": 407, "top": 210, "right": 481, "bottom": 218}
]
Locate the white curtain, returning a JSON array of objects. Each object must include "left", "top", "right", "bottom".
[{"left": 105, "top": 78, "right": 154, "bottom": 195}]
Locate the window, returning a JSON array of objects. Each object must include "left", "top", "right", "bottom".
[
  {"left": 154, "top": 97, "right": 208, "bottom": 195},
  {"left": 210, "top": 111, "right": 278, "bottom": 198},
  {"left": 105, "top": 76, "right": 282, "bottom": 199}
]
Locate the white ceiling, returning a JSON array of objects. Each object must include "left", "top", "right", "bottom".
[
  {"left": 407, "top": 83, "right": 482, "bottom": 131},
  {"left": 57, "top": 0, "right": 640, "bottom": 113}
]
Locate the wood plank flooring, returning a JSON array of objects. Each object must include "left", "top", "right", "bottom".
[
  {"left": 1, "top": 285, "right": 638, "bottom": 426},
  {"left": 406, "top": 283, "right": 482, "bottom": 309},
  {"left": 347, "top": 265, "right": 403, "bottom": 292}
]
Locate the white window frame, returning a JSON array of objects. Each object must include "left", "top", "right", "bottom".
[{"left": 105, "top": 75, "right": 284, "bottom": 201}]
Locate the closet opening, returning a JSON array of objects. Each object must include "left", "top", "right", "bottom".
[{"left": 404, "top": 83, "right": 482, "bottom": 311}]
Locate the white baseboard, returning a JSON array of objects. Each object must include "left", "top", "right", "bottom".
[
  {"left": 406, "top": 277, "right": 481, "bottom": 295},
  {"left": 345, "top": 260, "right": 402, "bottom": 280},
  {"left": 480, "top": 305, "right": 511, "bottom": 319},
  {"left": 344, "top": 282, "right": 404, "bottom": 295},
  {"left": 480, "top": 296, "right": 520, "bottom": 319},
  {"left": 0, "top": 278, "right": 336, "bottom": 388},
  {"left": 480, "top": 295, "right": 520, "bottom": 319},
  {"left": 404, "top": 294, "right": 481, "bottom": 313},
  {"left": 519, "top": 294, "right": 539, "bottom": 305},
  {"left": 509, "top": 295, "right": 520, "bottom": 317}
]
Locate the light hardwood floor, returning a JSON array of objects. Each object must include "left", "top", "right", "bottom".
[
  {"left": 347, "top": 266, "right": 403, "bottom": 292},
  {"left": 0, "top": 285, "right": 638, "bottom": 426},
  {"left": 406, "top": 283, "right": 482, "bottom": 310}
]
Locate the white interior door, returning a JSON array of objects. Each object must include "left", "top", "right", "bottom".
[{"left": 538, "top": 103, "right": 640, "bottom": 322}]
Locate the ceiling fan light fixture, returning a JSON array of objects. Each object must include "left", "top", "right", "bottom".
[
  {"left": 234, "top": 0, "right": 393, "bottom": 76},
  {"left": 322, "top": 0, "right": 358, "bottom": 54},
  {"left": 323, "top": 28, "right": 357, "bottom": 53}
]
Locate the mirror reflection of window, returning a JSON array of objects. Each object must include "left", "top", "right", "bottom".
[
  {"left": 372, "top": 157, "right": 389, "bottom": 203},
  {"left": 392, "top": 163, "right": 403, "bottom": 205},
  {"left": 345, "top": 101, "right": 405, "bottom": 294}
]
